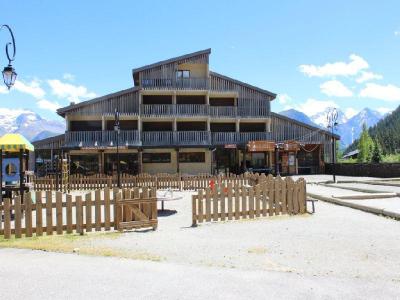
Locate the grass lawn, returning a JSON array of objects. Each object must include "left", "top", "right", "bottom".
[{"left": 0, "top": 231, "right": 163, "bottom": 261}]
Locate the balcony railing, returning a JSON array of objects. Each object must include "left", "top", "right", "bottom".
[
  {"left": 141, "top": 131, "right": 175, "bottom": 146},
  {"left": 140, "top": 104, "right": 268, "bottom": 118},
  {"left": 64, "top": 130, "right": 271, "bottom": 147},
  {"left": 65, "top": 130, "right": 141, "bottom": 147},
  {"left": 175, "top": 131, "right": 211, "bottom": 146},
  {"left": 209, "top": 106, "right": 237, "bottom": 118},
  {"left": 141, "top": 78, "right": 209, "bottom": 90}
]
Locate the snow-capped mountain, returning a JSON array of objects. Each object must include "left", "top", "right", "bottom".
[
  {"left": 336, "top": 108, "right": 382, "bottom": 147},
  {"left": 279, "top": 109, "right": 319, "bottom": 127},
  {"left": 309, "top": 108, "right": 348, "bottom": 128},
  {"left": 0, "top": 108, "right": 65, "bottom": 141},
  {"left": 278, "top": 107, "right": 384, "bottom": 149}
]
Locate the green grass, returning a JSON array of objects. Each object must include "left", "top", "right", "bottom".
[{"left": 0, "top": 232, "right": 163, "bottom": 261}]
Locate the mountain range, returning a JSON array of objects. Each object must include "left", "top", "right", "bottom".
[
  {"left": 0, "top": 109, "right": 65, "bottom": 142},
  {"left": 279, "top": 107, "right": 384, "bottom": 149}
]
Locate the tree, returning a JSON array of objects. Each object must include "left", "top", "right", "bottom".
[
  {"left": 371, "top": 140, "right": 383, "bottom": 163},
  {"left": 357, "top": 123, "right": 373, "bottom": 163}
]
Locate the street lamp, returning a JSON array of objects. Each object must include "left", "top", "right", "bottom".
[
  {"left": 114, "top": 108, "right": 121, "bottom": 188},
  {"left": 1, "top": 25, "right": 17, "bottom": 89},
  {"left": 326, "top": 108, "right": 339, "bottom": 183}
]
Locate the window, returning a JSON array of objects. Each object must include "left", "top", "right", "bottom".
[
  {"left": 179, "top": 152, "right": 205, "bottom": 163},
  {"left": 176, "top": 70, "right": 190, "bottom": 78},
  {"left": 142, "top": 153, "right": 171, "bottom": 163}
]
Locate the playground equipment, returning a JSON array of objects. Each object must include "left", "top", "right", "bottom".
[{"left": 0, "top": 134, "right": 34, "bottom": 202}]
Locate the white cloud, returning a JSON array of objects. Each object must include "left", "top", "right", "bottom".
[
  {"left": 359, "top": 83, "right": 400, "bottom": 102},
  {"left": 299, "top": 54, "right": 369, "bottom": 78},
  {"left": 355, "top": 71, "right": 383, "bottom": 83},
  {"left": 47, "top": 79, "right": 96, "bottom": 103},
  {"left": 13, "top": 79, "right": 46, "bottom": 99},
  {"left": 294, "top": 98, "right": 338, "bottom": 116},
  {"left": 37, "top": 99, "right": 62, "bottom": 112},
  {"left": 395, "top": 31, "right": 400, "bottom": 36},
  {"left": 377, "top": 107, "right": 393, "bottom": 115},
  {"left": 63, "top": 73, "right": 75, "bottom": 81},
  {"left": 320, "top": 80, "right": 353, "bottom": 97},
  {"left": 277, "top": 93, "right": 292, "bottom": 104},
  {"left": 0, "top": 85, "right": 8, "bottom": 94},
  {"left": 344, "top": 107, "right": 358, "bottom": 119}
]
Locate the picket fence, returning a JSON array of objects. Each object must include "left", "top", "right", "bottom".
[
  {"left": 192, "top": 175, "right": 307, "bottom": 225},
  {"left": 33, "top": 173, "right": 260, "bottom": 192},
  {"left": 0, "top": 187, "right": 157, "bottom": 239}
]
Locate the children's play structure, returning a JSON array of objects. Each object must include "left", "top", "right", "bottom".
[{"left": 0, "top": 133, "right": 35, "bottom": 202}]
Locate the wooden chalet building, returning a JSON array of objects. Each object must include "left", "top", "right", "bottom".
[{"left": 33, "top": 49, "right": 339, "bottom": 176}]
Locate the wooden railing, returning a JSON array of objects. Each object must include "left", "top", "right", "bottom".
[
  {"left": 141, "top": 104, "right": 175, "bottom": 116},
  {"left": 0, "top": 187, "right": 158, "bottom": 239},
  {"left": 192, "top": 175, "right": 307, "bottom": 225},
  {"left": 176, "top": 104, "right": 208, "bottom": 116},
  {"left": 142, "top": 131, "right": 174, "bottom": 146},
  {"left": 175, "top": 131, "right": 211, "bottom": 146},
  {"left": 33, "top": 173, "right": 261, "bottom": 192},
  {"left": 141, "top": 78, "right": 209, "bottom": 90},
  {"left": 211, "top": 132, "right": 238, "bottom": 145},
  {"left": 65, "top": 130, "right": 141, "bottom": 147},
  {"left": 209, "top": 106, "right": 237, "bottom": 118}
]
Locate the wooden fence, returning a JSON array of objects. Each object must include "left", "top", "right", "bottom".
[
  {"left": 192, "top": 175, "right": 307, "bottom": 225},
  {"left": 0, "top": 187, "right": 157, "bottom": 239},
  {"left": 33, "top": 173, "right": 259, "bottom": 192}
]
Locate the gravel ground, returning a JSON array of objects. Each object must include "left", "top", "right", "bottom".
[
  {"left": 292, "top": 175, "right": 381, "bottom": 183},
  {"left": 2, "top": 248, "right": 400, "bottom": 300},
  {"left": 336, "top": 182, "right": 400, "bottom": 195},
  {"left": 308, "top": 182, "right": 400, "bottom": 215},
  {"left": 81, "top": 190, "right": 400, "bottom": 284}
]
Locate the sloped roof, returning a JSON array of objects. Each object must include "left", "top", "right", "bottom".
[
  {"left": 57, "top": 87, "right": 139, "bottom": 116},
  {"left": 132, "top": 48, "right": 211, "bottom": 75},
  {"left": 210, "top": 71, "right": 276, "bottom": 98},
  {"left": 272, "top": 112, "right": 340, "bottom": 139}
]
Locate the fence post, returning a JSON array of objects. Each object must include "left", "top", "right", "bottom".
[{"left": 192, "top": 194, "right": 197, "bottom": 227}]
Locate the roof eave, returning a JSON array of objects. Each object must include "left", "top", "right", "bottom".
[{"left": 132, "top": 48, "right": 211, "bottom": 76}]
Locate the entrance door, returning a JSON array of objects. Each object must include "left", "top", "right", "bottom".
[{"left": 213, "top": 148, "right": 237, "bottom": 175}]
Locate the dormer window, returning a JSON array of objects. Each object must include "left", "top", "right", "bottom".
[{"left": 176, "top": 70, "right": 190, "bottom": 78}]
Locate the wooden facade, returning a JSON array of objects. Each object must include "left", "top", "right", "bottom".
[{"left": 34, "top": 49, "right": 339, "bottom": 175}]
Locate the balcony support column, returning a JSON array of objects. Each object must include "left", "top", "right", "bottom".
[
  {"left": 137, "top": 149, "right": 143, "bottom": 174},
  {"left": 102, "top": 116, "right": 106, "bottom": 131},
  {"left": 235, "top": 119, "right": 240, "bottom": 132},
  {"left": 172, "top": 92, "right": 177, "bottom": 105},
  {"left": 176, "top": 148, "right": 180, "bottom": 173}
]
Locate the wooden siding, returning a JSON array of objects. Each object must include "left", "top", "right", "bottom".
[{"left": 65, "top": 90, "right": 139, "bottom": 116}]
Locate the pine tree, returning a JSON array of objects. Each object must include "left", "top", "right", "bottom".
[
  {"left": 371, "top": 140, "right": 383, "bottom": 163},
  {"left": 357, "top": 123, "right": 373, "bottom": 163}
]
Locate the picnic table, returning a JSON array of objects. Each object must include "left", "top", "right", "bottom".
[{"left": 156, "top": 189, "right": 183, "bottom": 211}]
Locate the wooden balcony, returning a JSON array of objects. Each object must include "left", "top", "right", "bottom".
[
  {"left": 142, "top": 131, "right": 211, "bottom": 146},
  {"left": 175, "top": 131, "right": 211, "bottom": 146},
  {"left": 65, "top": 130, "right": 141, "bottom": 147},
  {"left": 209, "top": 106, "right": 237, "bottom": 118},
  {"left": 64, "top": 130, "right": 271, "bottom": 148},
  {"left": 141, "top": 131, "right": 175, "bottom": 146},
  {"left": 141, "top": 78, "right": 209, "bottom": 90},
  {"left": 211, "top": 132, "right": 272, "bottom": 145}
]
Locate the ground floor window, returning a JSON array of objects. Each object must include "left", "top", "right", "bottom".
[
  {"left": 178, "top": 152, "right": 205, "bottom": 163},
  {"left": 104, "top": 153, "right": 138, "bottom": 175},
  {"left": 142, "top": 153, "right": 171, "bottom": 163},
  {"left": 70, "top": 154, "right": 99, "bottom": 175}
]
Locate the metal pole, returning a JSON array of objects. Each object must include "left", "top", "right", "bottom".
[
  {"left": 332, "top": 127, "right": 336, "bottom": 183},
  {"left": 274, "top": 144, "right": 280, "bottom": 176},
  {"left": 115, "top": 109, "right": 121, "bottom": 188}
]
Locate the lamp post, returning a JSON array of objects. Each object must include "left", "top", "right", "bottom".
[
  {"left": 326, "top": 108, "right": 338, "bottom": 183},
  {"left": 1, "top": 25, "right": 17, "bottom": 89},
  {"left": 114, "top": 108, "right": 121, "bottom": 188}
]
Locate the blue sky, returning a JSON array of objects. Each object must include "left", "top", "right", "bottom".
[{"left": 0, "top": 0, "right": 399, "bottom": 121}]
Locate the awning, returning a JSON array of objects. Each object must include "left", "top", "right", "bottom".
[
  {"left": 0, "top": 133, "right": 35, "bottom": 152},
  {"left": 247, "top": 141, "right": 275, "bottom": 152}
]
